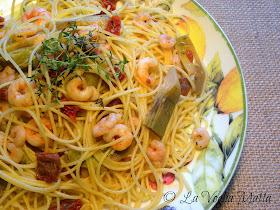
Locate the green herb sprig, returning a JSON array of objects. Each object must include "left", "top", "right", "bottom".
[
  {"left": 29, "top": 24, "right": 129, "bottom": 103},
  {"left": 93, "top": 98, "right": 104, "bottom": 108}
]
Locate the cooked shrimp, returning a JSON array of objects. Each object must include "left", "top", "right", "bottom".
[
  {"left": 92, "top": 113, "right": 123, "bottom": 137},
  {"left": 13, "top": 27, "right": 38, "bottom": 42},
  {"left": 93, "top": 43, "right": 111, "bottom": 53},
  {"left": 7, "top": 78, "right": 36, "bottom": 107},
  {"left": 103, "top": 124, "right": 133, "bottom": 151},
  {"left": 146, "top": 140, "right": 166, "bottom": 168},
  {"left": 128, "top": 117, "right": 139, "bottom": 131},
  {"left": 10, "top": 125, "right": 26, "bottom": 147},
  {"left": 192, "top": 127, "right": 210, "bottom": 149},
  {"left": 0, "top": 101, "right": 10, "bottom": 122},
  {"left": 7, "top": 142, "right": 24, "bottom": 163},
  {"left": 102, "top": 43, "right": 111, "bottom": 51},
  {"left": 0, "top": 66, "right": 15, "bottom": 85},
  {"left": 137, "top": 57, "right": 158, "bottom": 86},
  {"left": 134, "top": 13, "right": 151, "bottom": 29},
  {"left": 22, "top": 8, "right": 51, "bottom": 26},
  {"left": 0, "top": 101, "right": 10, "bottom": 113},
  {"left": 66, "top": 77, "right": 93, "bottom": 102},
  {"left": 25, "top": 117, "right": 52, "bottom": 147},
  {"left": 0, "top": 31, "right": 5, "bottom": 39},
  {"left": 89, "top": 86, "right": 100, "bottom": 101},
  {"left": 174, "top": 53, "right": 183, "bottom": 69},
  {"left": 159, "top": 34, "right": 176, "bottom": 49}
]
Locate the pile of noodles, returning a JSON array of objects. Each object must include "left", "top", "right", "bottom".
[{"left": 0, "top": 0, "right": 211, "bottom": 209}]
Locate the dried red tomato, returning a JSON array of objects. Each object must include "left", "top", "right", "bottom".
[
  {"left": 110, "top": 66, "right": 126, "bottom": 86},
  {"left": 110, "top": 0, "right": 119, "bottom": 4},
  {"left": 162, "top": 172, "right": 175, "bottom": 185},
  {"left": 49, "top": 199, "right": 83, "bottom": 210},
  {"left": 116, "top": 69, "right": 126, "bottom": 83},
  {"left": 149, "top": 172, "right": 176, "bottom": 191},
  {"left": 0, "top": 88, "right": 8, "bottom": 101},
  {"left": 106, "top": 98, "right": 122, "bottom": 107},
  {"left": 99, "top": 98, "right": 122, "bottom": 114},
  {"left": 0, "top": 16, "right": 4, "bottom": 29},
  {"left": 101, "top": 0, "right": 116, "bottom": 12},
  {"left": 186, "top": 49, "right": 194, "bottom": 63},
  {"left": 179, "top": 78, "right": 191, "bottom": 96},
  {"left": 36, "top": 152, "right": 61, "bottom": 183},
  {"left": 32, "top": 54, "right": 41, "bottom": 69},
  {"left": 62, "top": 167, "right": 74, "bottom": 179},
  {"left": 184, "top": 159, "right": 192, "bottom": 166},
  {"left": 98, "top": 0, "right": 119, "bottom": 14},
  {"left": 60, "top": 98, "right": 81, "bottom": 122},
  {"left": 106, "top": 16, "right": 121, "bottom": 35}
]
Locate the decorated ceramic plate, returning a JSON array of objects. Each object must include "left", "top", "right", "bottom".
[
  {"left": 155, "top": 0, "right": 247, "bottom": 209},
  {"left": 131, "top": 0, "right": 247, "bottom": 209},
  {"left": 0, "top": 0, "right": 247, "bottom": 209}
]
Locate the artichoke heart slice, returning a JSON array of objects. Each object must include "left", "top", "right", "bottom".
[
  {"left": 175, "top": 35, "right": 207, "bottom": 95},
  {"left": 11, "top": 49, "right": 31, "bottom": 69},
  {"left": 144, "top": 67, "right": 181, "bottom": 137},
  {"left": 67, "top": 150, "right": 97, "bottom": 168}
]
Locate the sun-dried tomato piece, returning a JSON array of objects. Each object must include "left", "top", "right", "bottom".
[
  {"left": 98, "top": 0, "right": 119, "bottom": 14},
  {"left": 184, "top": 159, "right": 192, "bottom": 166},
  {"left": 179, "top": 78, "right": 191, "bottom": 96},
  {"left": 60, "top": 98, "right": 81, "bottom": 122},
  {"left": 162, "top": 172, "right": 175, "bottom": 185},
  {"left": 62, "top": 167, "right": 73, "bottom": 179},
  {"left": 106, "top": 16, "right": 121, "bottom": 35},
  {"left": 106, "top": 98, "right": 122, "bottom": 107},
  {"left": 149, "top": 172, "right": 176, "bottom": 191},
  {"left": 99, "top": 98, "right": 122, "bottom": 114},
  {"left": 0, "top": 16, "right": 4, "bottom": 29},
  {"left": 101, "top": 0, "right": 116, "bottom": 12},
  {"left": 109, "top": 66, "right": 126, "bottom": 86},
  {"left": 49, "top": 199, "right": 83, "bottom": 210},
  {"left": 0, "top": 88, "right": 8, "bottom": 101},
  {"left": 36, "top": 152, "right": 61, "bottom": 183},
  {"left": 116, "top": 69, "right": 126, "bottom": 83}
]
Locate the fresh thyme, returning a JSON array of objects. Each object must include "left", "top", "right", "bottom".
[
  {"left": 93, "top": 98, "right": 104, "bottom": 108},
  {"left": 29, "top": 23, "right": 129, "bottom": 103}
]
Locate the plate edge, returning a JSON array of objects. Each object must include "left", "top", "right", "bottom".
[{"left": 190, "top": 0, "right": 248, "bottom": 209}]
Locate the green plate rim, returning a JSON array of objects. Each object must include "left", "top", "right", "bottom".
[{"left": 190, "top": 0, "right": 248, "bottom": 209}]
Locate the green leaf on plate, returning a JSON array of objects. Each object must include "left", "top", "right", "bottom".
[
  {"left": 202, "top": 53, "right": 224, "bottom": 117},
  {"left": 192, "top": 140, "right": 224, "bottom": 207},
  {"left": 135, "top": 0, "right": 175, "bottom": 11},
  {"left": 182, "top": 1, "right": 205, "bottom": 17},
  {"left": 202, "top": 96, "right": 215, "bottom": 117},
  {"left": 222, "top": 114, "right": 243, "bottom": 161},
  {"left": 159, "top": 0, "right": 175, "bottom": 11},
  {"left": 205, "top": 81, "right": 217, "bottom": 93},
  {"left": 207, "top": 52, "right": 224, "bottom": 85}
]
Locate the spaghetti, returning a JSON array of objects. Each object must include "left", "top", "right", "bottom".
[{"left": 0, "top": 0, "right": 209, "bottom": 209}]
